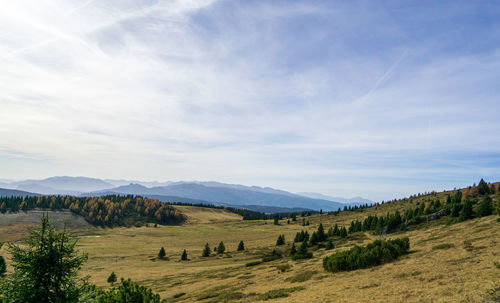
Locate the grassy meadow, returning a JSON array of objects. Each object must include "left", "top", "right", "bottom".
[{"left": 1, "top": 194, "right": 499, "bottom": 302}]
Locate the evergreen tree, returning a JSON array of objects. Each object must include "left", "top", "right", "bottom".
[
  {"left": 459, "top": 199, "right": 474, "bottom": 222},
  {"left": 2, "top": 214, "right": 87, "bottom": 303},
  {"left": 237, "top": 240, "right": 245, "bottom": 251},
  {"left": 290, "top": 243, "right": 297, "bottom": 256},
  {"left": 217, "top": 241, "right": 225, "bottom": 254},
  {"left": 477, "top": 195, "right": 493, "bottom": 217},
  {"left": 273, "top": 217, "right": 279, "bottom": 225},
  {"left": 158, "top": 247, "right": 166, "bottom": 260},
  {"left": 276, "top": 234, "right": 285, "bottom": 246},
  {"left": 202, "top": 243, "right": 211, "bottom": 257},
  {"left": 477, "top": 179, "right": 490, "bottom": 195},
  {"left": 181, "top": 249, "right": 188, "bottom": 261},
  {"left": 317, "top": 223, "right": 326, "bottom": 241},
  {"left": 497, "top": 194, "right": 500, "bottom": 216},
  {"left": 325, "top": 239, "right": 334, "bottom": 250},
  {"left": 340, "top": 226, "right": 348, "bottom": 238},
  {"left": 107, "top": 272, "right": 117, "bottom": 285},
  {"left": 0, "top": 255, "right": 6, "bottom": 277},
  {"left": 333, "top": 224, "right": 339, "bottom": 236}
]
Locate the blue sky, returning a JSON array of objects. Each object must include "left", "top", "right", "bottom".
[{"left": 1, "top": 0, "right": 499, "bottom": 201}]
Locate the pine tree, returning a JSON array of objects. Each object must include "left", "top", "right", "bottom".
[
  {"left": 317, "top": 223, "right": 326, "bottom": 241},
  {"left": 217, "top": 241, "right": 225, "bottom": 254},
  {"left": 276, "top": 234, "right": 285, "bottom": 246},
  {"left": 497, "top": 194, "right": 500, "bottom": 216},
  {"left": 2, "top": 214, "right": 87, "bottom": 303},
  {"left": 181, "top": 249, "right": 188, "bottom": 261},
  {"left": 107, "top": 272, "right": 117, "bottom": 285},
  {"left": 340, "top": 226, "right": 348, "bottom": 238},
  {"left": 477, "top": 179, "right": 490, "bottom": 195},
  {"left": 290, "top": 243, "right": 297, "bottom": 256},
  {"left": 0, "top": 255, "right": 6, "bottom": 277},
  {"left": 273, "top": 217, "right": 279, "bottom": 225},
  {"left": 477, "top": 195, "right": 493, "bottom": 217},
  {"left": 202, "top": 243, "right": 211, "bottom": 257},
  {"left": 459, "top": 199, "right": 474, "bottom": 222},
  {"left": 158, "top": 247, "right": 166, "bottom": 260},
  {"left": 237, "top": 240, "right": 245, "bottom": 251},
  {"left": 325, "top": 239, "right": 334, "bottom": 250}
]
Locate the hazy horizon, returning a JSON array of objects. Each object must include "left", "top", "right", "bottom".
[{"left": 1, "top": 1, "right": 500, "bottom": 201}]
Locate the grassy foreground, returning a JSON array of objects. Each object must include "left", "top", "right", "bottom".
[{"left": 1, "top": 196, "right": 499, "bottom": 302}]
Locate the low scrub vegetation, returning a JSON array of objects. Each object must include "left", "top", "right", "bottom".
[{"left": 323, "top": 237, "right": 410, "bottom": 273}]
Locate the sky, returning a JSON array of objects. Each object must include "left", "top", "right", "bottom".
[{"left": 1, "top": 0, "right": 500, "bottom": 201}]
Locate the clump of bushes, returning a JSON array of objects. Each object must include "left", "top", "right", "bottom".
[{"left": 323, "top": 237, "right": 410, "bottom": 273}]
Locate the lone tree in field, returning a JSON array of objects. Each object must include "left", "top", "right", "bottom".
[
  {"left": 217, "top": 241, "right": 226, "bottom": 254},
  {"left": 158, "top": 247, "right": 166, "bottom": 260},
  {"left": 478, "top": 195, "right": 493, "bottom": 217},
  {"left": 237, "top": 240, "right": 245, "bottom": 251},
  {"left": 202, "top": 243, "right": 211, "bottom": 257},
  {"left": 2, "top": 214, "right": 87, "bottom": 303},
  {"left": 107, "top": 272, "right": 117, "bottom": 285},
  {"left": 181, "top": 249, "right": 188, "bottom": 261}
]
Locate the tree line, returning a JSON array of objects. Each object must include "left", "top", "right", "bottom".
[{"left": 0, "top": 195, "right": 184, "bottom": 227}]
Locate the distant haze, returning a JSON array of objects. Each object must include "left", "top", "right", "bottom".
[{"left": 1, "top": 1, "right": 500, "bottom": 201}]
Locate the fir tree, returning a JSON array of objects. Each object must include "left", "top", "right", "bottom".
[
  {"left": 158, "top": 247, "right": 166, "bottom": 260},
  {"left": 477, "top": 179, "right": 490, "bottom": 195},
  {"left": 107, "top": 272, "right": 117, "bottom": 285},
  {"left": 237, "top": 240, "right": 245, "bottom": 251},
  {"left": 202, "top": 243, "right": 211, "bottom": 257},
  {"left": 0, "top": 255, "right": 6, "bottom": 277},
  {"left": 217, "top": 241, "right": 225, "bottom": 254},
  {"left": 340, "top": 226, "right": 348, "bottom": 238},
  {"left": 477, "top": 195, "right": 493, "bottom": 217},
  {"left": 181, "top": 249, "right": 188, "bottom": 261},
  {"left": 317, "top": 223, "right": 326, "bottom": 241},
  {"left": 459, "top": 199, "right": 474, "bottom": 222},
  {"left": 273, "top": 217, "right": 279, "bottom": 225},
  {"left": 2, "top": 214, "right": 87, "bottom": 303},
  {"left": 276, "top": 234, "right": 285, "bottom": 246},
  {"left": 290, "top": 242, "right": 297, "bottom": 256}
]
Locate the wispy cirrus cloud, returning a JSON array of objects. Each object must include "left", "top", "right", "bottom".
[{"left": 1, "top": 0, "right": 500, "bottom": 200}]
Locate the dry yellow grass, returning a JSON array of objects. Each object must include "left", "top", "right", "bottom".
[{"left": 0, "top": 194, "right": 499, "bottom": 302}]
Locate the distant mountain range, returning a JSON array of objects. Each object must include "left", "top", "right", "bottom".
[{"left": 0, "top": 176, "right": 373, "bottom": 213}]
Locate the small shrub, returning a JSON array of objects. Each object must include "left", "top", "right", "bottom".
[
  {"left": 285, "top": 270, "right": 317, "bottom": 282},
  {"left": 245, "top": 261, "right": 262, "bottom": 267},
  {"left": 173, "top": 292, "right": 186, "bottom": 298},
  {"left": 259, "top": 286, "right": 305, "bottom": 300},
  {"left": 432, "top": 243, "right": 454, "bottom": 250},
  {"left": 276, "top": 264, "right": 291, "bottom": 272}
]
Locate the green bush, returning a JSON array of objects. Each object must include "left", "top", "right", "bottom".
[
  {"left": 323, "top": 237, "right": 410, "bottom": 273},
  {"left": 432, "top": 243, "right": 454, "bottom": 250},
  {"left": 245, "top": 261, "right": 262, "bottom": 267}
]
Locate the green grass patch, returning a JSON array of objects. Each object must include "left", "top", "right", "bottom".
[
  {"left": 432, "top": 243, "right": 454, "bottom": 250},
  {"left": 259, "top": 286, "right": 306, "bottom": 300},
  {"left": 245, "top": 260, "right": 262, "bottom": 267},
  {"left": 285, "top": 270, "right": 317, "bottom": 283}
]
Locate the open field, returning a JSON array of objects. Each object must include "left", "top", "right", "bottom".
[{"left": 1, "top": 194, "right": 499, "bottom": 302}]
